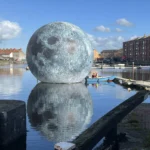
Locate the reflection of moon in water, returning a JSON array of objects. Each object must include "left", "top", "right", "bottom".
[{"left": 27, "top": 83, "right": 93, "bottom": 142}]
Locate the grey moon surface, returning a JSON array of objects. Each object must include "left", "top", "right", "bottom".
[{"left": 26, "top": 22, "right": 93, "bottom": 83}]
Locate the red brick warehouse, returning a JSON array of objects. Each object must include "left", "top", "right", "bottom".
[{"left": 123, "top": 35, "right": 150, "bottom": 65}]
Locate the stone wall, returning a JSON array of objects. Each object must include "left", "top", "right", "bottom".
[{"left": 0, "top": 100, "right": 26, "bottom": 146}]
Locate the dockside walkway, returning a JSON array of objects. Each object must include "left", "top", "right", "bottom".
[{"left": 114, "top": 77, "right": 150, "bottom": 91}]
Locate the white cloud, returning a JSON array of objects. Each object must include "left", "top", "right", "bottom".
[
  {"left": 130, "top": 35, "right": 138, "bottom": 40},
  {"left": 116, "top": 18, "right": 133, "bottom": 27},
  {"left": 116, "top": 28, "right": 122, "bottom": 32},
  {"left": 87, "top": 34, "right": 125, "bottom": 51},
  {"left": 87, "top": 34, "right": 98, "bottom": 47},
  {"left": 0, "top": 20, "right": 21, "bottom": 41},
  {"left": 94, "top": 25, "right": 110, "bottom": 32}
]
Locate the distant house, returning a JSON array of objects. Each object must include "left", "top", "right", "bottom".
[
  {"left": 93, "top": 49, "right": 103, "bottom": 62},
  {"left": 101, "top": 49, "right": 123, "bottom": 59},
  {"left": 0, "top": 48, "right": 26, "bottom": 61}
]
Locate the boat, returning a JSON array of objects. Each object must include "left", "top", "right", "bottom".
[{"left": 85, "top": 76, "right": 116, "bottom": 83}]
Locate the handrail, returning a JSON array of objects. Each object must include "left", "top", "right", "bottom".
[{"left": 54, "top": 90, "right": 149, "bottom": 150}]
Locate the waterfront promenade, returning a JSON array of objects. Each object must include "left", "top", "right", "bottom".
[{"left": 114, "top": 77, "right": 150, "bottom": 91}]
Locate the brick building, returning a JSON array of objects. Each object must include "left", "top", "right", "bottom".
[
  {"left": 93, "top": 49, "right": 103, "bottom": 62},
  {"left": 101, "top": 49, "right": 123, "bottom": 59},
  {"left": 123, "top": 35, "right": 150, "bottom": 65},
  {"left": 0, "top": 48, "right": 26, "bottom": 61}
]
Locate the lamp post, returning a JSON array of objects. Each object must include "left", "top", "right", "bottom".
[
  {"left": 132, "top": 61, "right": 134, "bottom": 80},
  {"left": 101, "top": 60, "right": 103, "bottom": 69}
]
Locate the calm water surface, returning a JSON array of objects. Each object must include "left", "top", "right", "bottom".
[{"left": 0, "top": 65, "right": 150, "bottom": 150}]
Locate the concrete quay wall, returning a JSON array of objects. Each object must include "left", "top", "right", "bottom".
[
  {"left": 0, "top": 100, "right": 26, "bottom": 146},
  {"left": 113, "top": 77, "right": 150, "bottom": 91}
]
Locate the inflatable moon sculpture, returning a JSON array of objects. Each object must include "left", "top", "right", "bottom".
[{"left": 26, "top": 22, "right": 93, "bottom": 83}]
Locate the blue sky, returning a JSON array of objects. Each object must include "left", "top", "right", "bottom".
[{"left": 0, "top": 0, "right": 150, "bottom": 52}]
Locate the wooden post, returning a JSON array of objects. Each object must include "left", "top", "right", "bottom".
[
  {"left": 105, "top": 125, "right": 117, "bottom": 145},
  {"left": 101, "top": 60, "right": 103, "bottom": 69},
  {"left": 132, "top": 61, "right": 134, "bottom": 80},
  {"left": 102, "top": 125, "right": 119, "bottom": 150}
]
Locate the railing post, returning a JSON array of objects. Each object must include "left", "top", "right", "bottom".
[
  {"left": 104, "top": 124, "right": 119, "bottom": 150},
  {"left": 105, "top": 125, "right": 117, "bottom": 145}
]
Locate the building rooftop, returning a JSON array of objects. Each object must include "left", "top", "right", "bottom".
[
  {"left": 126, "top": 34, "right": 150, "bottom": 42},
  {"left": 0, "top": 49, "right": 22, "bottom": 55},
  {"left": 101, "top": 49, "right": 122, "bottom": 53}
]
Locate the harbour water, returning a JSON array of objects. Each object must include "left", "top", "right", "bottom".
[{"left": 0, "top": 64, "right": 150, "bottom": 150}]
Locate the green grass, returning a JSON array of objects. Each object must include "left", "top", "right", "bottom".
[
  {"left": 128, "top": 119, "right": 139, "bottom": 124},
  {"left": 143, "top": 131, "right": 150, "bottom": 148}
]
